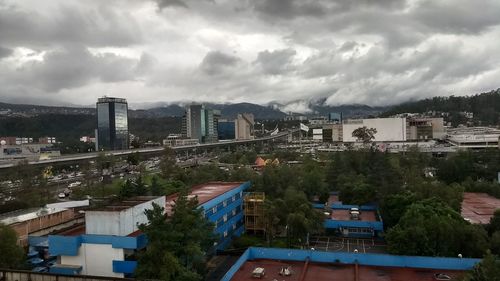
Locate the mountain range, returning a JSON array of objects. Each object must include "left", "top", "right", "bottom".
[{"left": 0, "top": 101, "right": 385, "bottom": 120}]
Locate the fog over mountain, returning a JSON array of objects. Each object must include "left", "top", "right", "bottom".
[{"left": 1, "top": 0, "right": 499, "bottom": 106}]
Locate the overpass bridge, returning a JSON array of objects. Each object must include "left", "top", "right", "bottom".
[{"left": 0, "top": 130, "right": 298, "bottom": 169}]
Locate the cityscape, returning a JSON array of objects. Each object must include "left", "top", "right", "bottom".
[{"left": 1, "top": 1, "right": 500, "bottom": 281}]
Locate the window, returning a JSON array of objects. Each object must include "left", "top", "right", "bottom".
[
  {"left": 212, "top": 206, "right": 217, "bottom": 213},
  {"left": 232, "top": 195, "right": 236, "bottom": 201},
  {"left": 223, "top": 214, "right": 228, "bottom": 222},
  {"left": 232, "top": 224, "right": 237, "bottom": 230},
  {"left": 223, "top": 200, "right": 227, "bottom": 207},
  {"left": 224, "top": 231, "right": 228, "bottom": 237},
  {"left": 232, "top": 209, "right": 237, "bottom": 216}
]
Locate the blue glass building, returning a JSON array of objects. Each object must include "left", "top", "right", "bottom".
[
  {"left": 96, "top": 97, "right": 129, "bottom": 150},
  {"left": 218, "top": 120, "right": 236, "bottom": 140}
]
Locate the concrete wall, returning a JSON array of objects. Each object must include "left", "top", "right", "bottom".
[
  {"left": 235, "top": 114, "right": 254, "bottom": 140},
  {"left": 61, "top": 243, "right": 124, "bottom": 278},
  {"left": 343, "top": 118, "right": 407, "bottom": 142},
  {"left": 429, "top": 118, "right": 445, "bottom": 139},
  {"left": 85, "top": 197, "right": 165, "bottom": 236},
  {"left": 10, "top": 209, "right": 76, "bottom": 246}
]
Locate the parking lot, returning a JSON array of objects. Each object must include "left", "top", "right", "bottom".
[{"left": 309, "top": 236, "right": 387, "bottom": 254}]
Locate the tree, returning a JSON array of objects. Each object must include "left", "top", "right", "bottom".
[
  {"left": 127, "top": 152, "right": 141, "bottom": 166},
  {"left": 136, "top": 194, "right": 216, "bottom": 281},
  {"left": 160, "top": 147, "right": 179, "bottom": 179},
  {"left": 380, "top": 192, "right": 417, "bottom": 228},
  {"left": 490, "top": 231, "right": 500, "bottom": 255},
  {"left": 386, "top": 199, "right": 488, "bottom": 257},
  {"left": 150, "top": 176, "right": 164, "bottom": 196},
  {"left": 489, "top": 210, "right": 500, "bottom": 234},
  {"left": 352, "top": 126, "right": 377, "bottom": 143},
  {"left": 463, "top": 251, "right": 500, "bottom": 281},
  {"left": 0, "top": 224, "right": 25, "bottom": 268},
  {"left": 271, "top": 189, "right": 324, "bottom": 246},
  {"left": 337, "top": 174, "right": 376, "bottom": 205},
  {"left": 119, "top": 177, "right": 147, "bottom": 198}
]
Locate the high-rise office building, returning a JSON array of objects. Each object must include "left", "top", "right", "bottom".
[
  {"left": 96, "top": 97, "right": 129, "bottom": 150},
  {"left": 235, "top": 113, "right": 255, "bottom": 140},
  {"left": 182, "top": 104, "right": 219, "bottom": 143}
]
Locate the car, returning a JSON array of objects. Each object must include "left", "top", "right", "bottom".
[
  {"left": 57, "top": 193, "right": 66, "bottom": 199},
  {"left": 434, "top": 273, "right": 451, "bottom": 280},
  {"left": 32, "top": 266, "right": 48, "bottom": 273},
  {"left": 28, "top": 257, "right": 44, "bottom": 266}
]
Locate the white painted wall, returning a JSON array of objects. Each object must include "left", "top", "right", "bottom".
[
  {"left": 61, "top": 243, "right": 124, "bottom": 278},
  {"left": 343, "top": 118, "right": 407, "bottom": 142},
  {"left": 86, "top": 197, "right": 165, "bottom": 236}
]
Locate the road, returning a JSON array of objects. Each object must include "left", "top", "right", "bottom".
[{"left": 0, "top": 130, "right": 296, "bottom": 169}]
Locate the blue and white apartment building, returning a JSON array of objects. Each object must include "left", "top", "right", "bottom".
[{"left": 48, "top": 181, "right": 250, "bottom": 278}]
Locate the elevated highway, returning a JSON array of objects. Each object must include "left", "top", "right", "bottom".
[{"left": 0, "top": 130, "right": 297, "bottom": 169}]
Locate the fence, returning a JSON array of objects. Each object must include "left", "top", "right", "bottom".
[{"left": 0, "top": 269, "right": 134, "bottom": 281}]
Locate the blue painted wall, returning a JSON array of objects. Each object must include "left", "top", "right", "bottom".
[
  {"left": 112, "top": 260, "right": 137, "bottom": 274},
  {"left": 200, "top": 181, "right": 250, "bottom": 250},
  {"left": 49, "top": 234, "right": 147, "bottom": 256}
]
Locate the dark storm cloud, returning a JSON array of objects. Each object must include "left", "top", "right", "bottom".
[
  {"left": 252, "top": 0, "right": 326, "bottom": 18},
  {"left": 5, "top": 46, "right": 142, "bottom": 92},
  {"left": 0, "top": 46, "right": 13, "bottom": 58},
  {"left": 412, "top": 0, "right": 500, "bottom": 34},
  {"left": 199, "top": 51, "right": 241, "bottom": 75},
  {"left": 0, "top": 3, "right": 142, "bottom": 47},
  {"left": 155, "top": 0, "right": 188, "bottom": 10},
  {"left": 255, "top": 48, "right": 297, "bottom": 75}
]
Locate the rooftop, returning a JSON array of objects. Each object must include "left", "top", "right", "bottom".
[
  {"left": 222, "top": 247, "right": 480, "bottom": 281},
  {"left": 330, "top": 209, "right": 378, "bottom": 222},
  {"left": 461, "top": 192, "right": 500, "bottom": 224},
  {"left": 166, "top": 182, "right": 245, "bottom": 214},
  {"left": 0, "top": 207, "right": 67, "bottom": 225},
  {"left": 230, "top": 259, "right": 465, "bottom": 281},
  {"left": 90, "top": 196, "right": 163, "bottom": 212}
]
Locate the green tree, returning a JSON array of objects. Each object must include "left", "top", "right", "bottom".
[
  {"left": 160, "top": 147, "right": 179, "bottom": 179},
  {"left": 352, "top": 126, "right": 377, "bottom": 143},
  {"left": 338, "top": 174, "right": 375, "bottom": 205},
  {"left": 272, "top": 189, "right": 323, "bottom": 246},
  {"left": 136, "top": 194, "right": 216, "bottom": 281},
  {"left": 0, "top": 224, "right": 25, "bottom": 268},
  {"left": 126, "top": 152, "right": 141, "bottom": 166},
  {"left": 150, "top": 176, "right": 164, "bottom": 196},
  {"left": 380, "top": 192, "right": 417, "bottom": 228},
  {"left": 386, "top": 199, "right": 488, "bottom": 257},
  {"left": 119, "top": 179, "right": 136, "bottom": 198},
  {"left": 463, "top": 251, "right": 500, "bottom": 281},
  {"left": 489, "top": 210, "right": 500, "bottom": 234},
  {"left": 490, "top": 231, "right": 500, "bottom": 255}
]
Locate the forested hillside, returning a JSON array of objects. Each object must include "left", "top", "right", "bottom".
[
  {"left": 0, "top": 114, "right": 181, "bottom": 143},
  {"left": 382, "top": 89, "right": 500, "bottom": 126}
]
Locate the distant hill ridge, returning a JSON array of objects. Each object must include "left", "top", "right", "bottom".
[
  {"left": 381, "top": 89, "right": 500, "bottom": 126},
  {"left": 0, "top": 101, "right": 383, "bottom": 119}
]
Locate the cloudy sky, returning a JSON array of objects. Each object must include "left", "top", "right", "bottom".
[{"left": 0, "top": 0, "right": 499, "bottom": 110}]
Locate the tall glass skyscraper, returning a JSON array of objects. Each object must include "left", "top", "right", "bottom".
[{"left": 96, "top": 97, "right": 129, "bottom": 150}]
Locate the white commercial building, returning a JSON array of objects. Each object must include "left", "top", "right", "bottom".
[
  {"left": 343, "top": 118, "right": 407, "bottom": 142},
  {"left": 235, "top": 113, "right": 255, "bottom": 140},
  {"left": 446, "top": 127, "right": 500, "bottom": 149}
]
